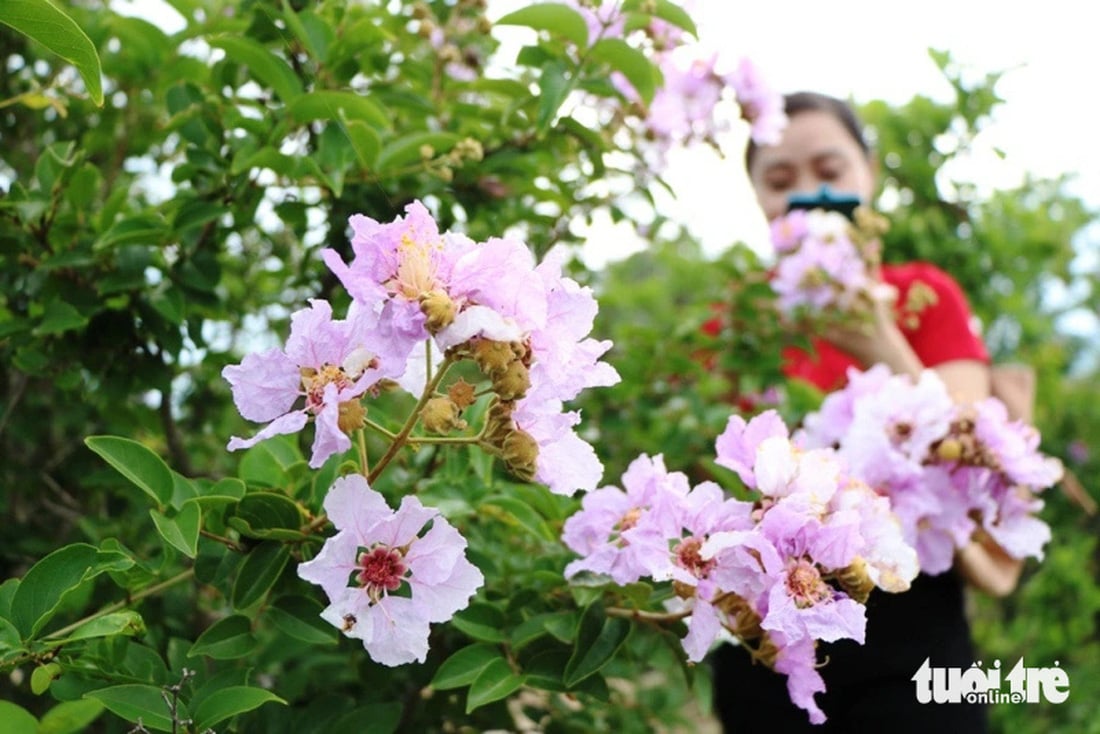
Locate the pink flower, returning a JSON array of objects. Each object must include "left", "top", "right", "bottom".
[
  {"left": 724, "top": 56, "right": 788, "bottom": 146},
  {"left": 562, "top": 454, "right": 691, "bottom": 584},
  {"left": 972, "top": 398, "right": 1064, "bottom": 489},
  {"left": 714, "top": 409, "right": 789, "bottom": 489},
  {"left": 223, "top": 300, "right": 401, "bottom": 468},
  {"left": 297, "top": 474, "right": 483, "bottom": 666}
]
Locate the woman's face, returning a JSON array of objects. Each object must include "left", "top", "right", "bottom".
[{"left": 748, "top": 109, "right": 876, "bottom": 222}]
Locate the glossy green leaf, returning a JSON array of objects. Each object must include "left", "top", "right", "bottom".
[
  {"left": 238, "top": 435, "right": 303, "bottom": 488},
  {"left": 54, "top": 610, "right": 145, "bottom": 644},
  {"left": 622, "top": 0, "right": 697, "bottom": 36},
  {"left": 31, "top": 661, "right": 62, "bottom": 694},
  {"left": 193, "top": 686, "right": 285, "bottom": 732},
  {"left": 287, "top": 90, "right": 389, "bottom": 130},
  {"left": 431, "top": 643, "right": 503, "bottom": 690},
  {"left": 588, "top": 38, "right": 658, "bottom": 104},
  {"left": 495, "top": 3, "right": 588, "bottom": 47},
  {"left": 37, "top": 699, "right": 104, "bottom": 734},
  {"left": 85, "top": 436, "right": 173, "bottom": 507},
  {"left": 563, "top": 604, "right": 630, "bottom": 687},
  {"left": 93, "top": 214, "right": 169, "bottom": 251},
  {"left": 0, "top": 0, "right": 103, "bottom": 105},
  {"left": 84, "top": 684, "right": 186, "bottom": 733},
  {"left": 10, "top": 543, "right": 96, "bottom": 638},
  {"left": 227, "top": 492, "right": 305, "bottom": 541},
  {"left": 375, "top": 132, "right": 461, "bottom": 173},
  {"left": 451, "top": 602, "right": 507, "bottom": 643},
  {"left": 482, "top": 495, "right": 555, "bottom": 541},
  {"left": 329, "top": 702, "right": 402, "bottom": 733},
  {"left": 345, "top": 119, "right": 382, "bottom": 170},
  {"left": 537, "top": 60, "right": 571, "bottom": 130},
  {"left": 210, "top": 36, "right": 302, "bottom": 101},
  {"left": 150, "top": 501, "right": 201, "bottom": 558},
  {"left": 33, "top": 299, "right": 88, "bottom": 336},
  {"left": 189, "top": 614, "right": 258, "bottom": 660},
  {"left": 0, "top": 701, "right": 37, "bottom": 733},
  {"left": 266, "top": 595, "right": 337, "bottom": 645},
  {"left": 465, "top": 658, "right": 525, "bottom": 713},
  {"left": 232, "top": 541, "right": 290, "bottom": 610}
]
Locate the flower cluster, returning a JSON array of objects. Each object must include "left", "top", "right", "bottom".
[
  {"left": 225, "top": 199, "right": 619, "bottom": 493},
  {"left": 225, "top": 200, "right": 621, "bottom": 663},
  {"left": 769, "top": 207, "right": 892, "bottom": 321},
  {"left": 562, "top": 410, "right": 918, "bottom": 724},
  {"left": 798, "top": 365, "right": 1063, "bottom": 574}
]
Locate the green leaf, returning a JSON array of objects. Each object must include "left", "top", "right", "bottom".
[
  {"left": 563, "top": 604, "right": 630, "bottom": 687},
  {"left": 0, "top": 701, "right": 37, "bottom": 734},
  {"left": 465, "top": 658, "right": 525, "bottom": 713},
  {"left": 375, "top": 132, "right": 461, "bottom": 174},
  {"left": 189, "top": 614, "right": 258, "bottom": 660},
  {"left": 37, "top": 699, "right": 105, "bottom": 734},
  {"left": 93, "top": 214, "right": 169, "bottom": 252},
  {"left": 33, "top": 299, "right": 89, "bottom": 336},
  {"left": 482, "top": 495, "right": 555, "bottom": 541},
  {"left": 451, "top": 602, "right": 507, "bottom": 643},
  {"left": 287, "top": 90, "right": 390, "bottom": 130},
  {"left": 329, "top": 703, "right": 402, "bottom": 734},
  {"left": 31, "top": 661, "right": 62, "bottom": 694},
  {"left": 238, "top": 435, "right": 303, "bottom": 488},
  {"left": 210, "top": 36, "right": 302, "bottom": 102},
  {"left": 149, "top": 286, "right": 185, "bottom": 326},
  {"left": 232, "top": 541, "right": 290, "bottom": 610},
  {"left": 0, "top": 0, "right": 103, "bottom": 105},
  {"left": 193, "top": 686, "right": 285, "bottom": 732},
  {"left": 85, "top": 436, "right": 173, "bottom": 507},
  {"left": 537, "top": 60, "right": 571, "bottom": 129},
  {"left": 588, "top": 38, "right": 658, "bottom": 104},
  {"left": 431, "top": 643, "right": 503, "bottom": 690},
  {"left": 84, "top": 684, "right": 186, "bottom": 733},
  {"left": 622, "top": 0, "right": 697, "bottom": 37},
  {"left": 10, "top": 543, "right": 96, "bottom": 638},
  {"left": 150, "top": 502, "right": 201, "bottom": 558},
  {"left": 227, "top": 492, "right": 305, "bottom": 541},
  {"left": 495, "top": 3, "right": 589, "bottom": 47},
  {"left": 266, "top": 595, "right": 337, "bottom": 645},
  {"left": 345, "top": 119, "right": 382, "bottom": 170},
  {"left": 55, "top": 610, "right": 145, "bottom": 643}
]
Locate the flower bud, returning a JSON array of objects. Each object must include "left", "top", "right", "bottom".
[
  {"left": 337, "top": 399, "right": 366, "bottom": 435},
  {"left": 672, "top": 580, "right": 696, "bottom": 600},
  {"left": 473, "top": 339, "right": 515, "bottom": 378},
  {"left": 493, "top": 360, "right": 530, "bottom": 401},
  {"left": 835, "top": 556, "right": 874, "bottom": 604},
  {"left": 419, "top": 289, "right": 456, "bottom": 333},
  {"left": 502, "top": 429, "right": 538, "bottom": 481},
  {"left": 482, "top": 400, "right": 514, "bottom": 445},
  {"left": 419, "top": 143, "right": 436, "bottom": 161},
  {"left": 420, "top": 396, "right": 467, "bottom": 435},
  {"left": 447, "top": 378, "right": 478, "bottom": 410}
]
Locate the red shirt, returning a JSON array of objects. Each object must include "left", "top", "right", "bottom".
[{"left": 783, "top": 262, "right": 990, "bottom": 392}]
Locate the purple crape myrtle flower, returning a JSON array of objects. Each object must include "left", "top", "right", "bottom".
[
  {"left": 797, "top": 364, "right": 894, "bottom": 451},
  {"left": 971, "top": 397, "right": 1065, "bottom": 489},
  {"left": 297, "top": 474, "right": 483, "bottom": 666},
  {"left": 769, "top": 208, "right": 810, "bottom": 254},
  {"left": 223, "top": 300, "right": 404, "bottom": 468},
  {"left": 647, "top": 46, "right": 724, "bottom": 143},
  {"left": 562, "top": 454, "right": 691, "bottom": 585},
  {"left": 827, "top": 479, "right": 919, "bottom": 592},
  {"left": 724, "top": 56, "right": 788, "bottom": 146},
  {"left": 841, "top": 370, "right": 955, "bottom": 489},
  {"left": 893, "top": 465, "right": 979, "bottom": 575},
  {"left": 714, "top": 409, "right": 789, "bottom": 489},
  {"left": 772, "top": 632, "right": 829, "bottom": 725},
  {"left": 654, "top": 481, "right": 757, "bottom": 662},
  {"left": 771, "top": 227, "right": 870, "bottom": 315},
  {"left": 974, "top": 483, "right": 1051, "bottom": 561}
]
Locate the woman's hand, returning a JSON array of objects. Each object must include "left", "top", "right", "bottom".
[
  {"left": 955, "top": 528, "right": 1024, "bottom": 598},
  {"left": 822, "top": 284, "right": 924, "bottom": 379}
]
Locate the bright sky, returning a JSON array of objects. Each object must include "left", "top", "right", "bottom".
[{"left": 573, "top": 0, "right": 1100, "bottom": 264}]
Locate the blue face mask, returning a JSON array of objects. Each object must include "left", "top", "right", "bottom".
[{"left": 786, "top": 185, "right": 862, "bottom": 220}]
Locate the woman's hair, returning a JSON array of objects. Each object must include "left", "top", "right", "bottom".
[{"left": 745, "top": 91, "right": 871, "bottom": 169}]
